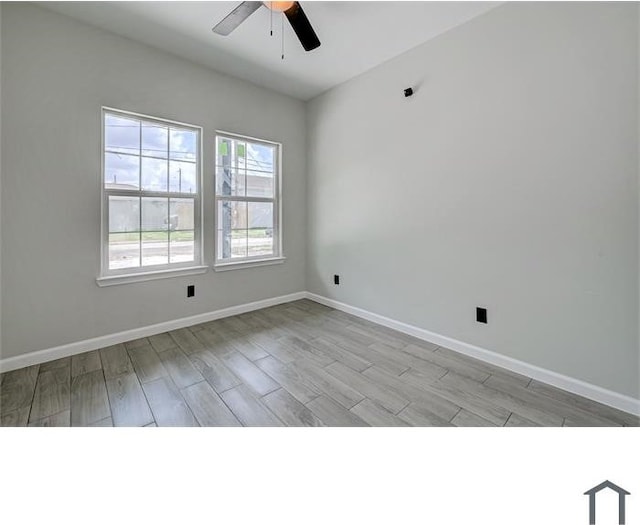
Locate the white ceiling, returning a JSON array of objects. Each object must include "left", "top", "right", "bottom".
[{"left": 42, "top": 1, "right": 501, "bottom": 100}]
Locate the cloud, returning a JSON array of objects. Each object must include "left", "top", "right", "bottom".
[{"left": 105, "top": 114, "right": 198, "bottom": 193}]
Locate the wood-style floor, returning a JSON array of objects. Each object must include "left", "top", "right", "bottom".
[{"left": 1, "top": 300, "right": 637, "bottom": 427}]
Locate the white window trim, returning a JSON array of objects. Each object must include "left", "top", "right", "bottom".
[
  {"left": 214, "top": 131, "right": 283, "bottom": 269},
  {"left": 96, "top": 265, "right": 209, "bottom": 287},
  {"left": 213, "top": 256, "right": 286, "bottom": 272},
  {"left": 98, "top": 107, "right": 204, "bottom": 283}
]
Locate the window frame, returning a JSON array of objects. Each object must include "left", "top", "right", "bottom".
[
  {"left": 98, "top": 107, "right": 205, "bottom": 283},
  {"left": 214, "top": 131, "right": 284, "bottom": 269}
]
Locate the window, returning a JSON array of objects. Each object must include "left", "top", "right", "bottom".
[
  {"left": 100, "top": 108, "right": 203, "bottom": 281},
  {"left": 215, "top": 132, "right": 282, "bottom": 267}
]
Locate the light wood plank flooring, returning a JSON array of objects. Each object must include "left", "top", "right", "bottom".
[{"left": 1, "top": 300, "right": 637, "bottom": 427}]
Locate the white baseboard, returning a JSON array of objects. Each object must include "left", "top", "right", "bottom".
[
  {"left": 2, "top": 288, "right": 638, "bottom": 417},
  {"left": 305, "top": 292, "right": 640, "bottom": 417},
  {"left": 0, "top": 291, "right": 306, "bottom": 374}
]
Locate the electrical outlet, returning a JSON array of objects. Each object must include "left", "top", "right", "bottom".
[
  {"left": 334, "top": 275, "right": 340, "bottom": 285},
  {"left": 476, "top": 307, "right": 487, "bottom": 324},
  {"left": 187, "top": 285, "right": 195, "bottom": 298}
]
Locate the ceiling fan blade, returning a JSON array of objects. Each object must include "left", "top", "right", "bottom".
[
  {"left": 284, "top": 2, "right": 321, "bottom": 52},
  {"left": 212, "top": 1, "right": 263, "bottom": 36}
]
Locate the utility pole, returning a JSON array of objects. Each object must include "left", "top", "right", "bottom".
[{"left": 221, "top": 141, "right": 232, "bottom": 259}]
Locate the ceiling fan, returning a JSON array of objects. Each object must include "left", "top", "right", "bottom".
[{"left": 212, "top": 1, "right": 321, "bottom": 52}]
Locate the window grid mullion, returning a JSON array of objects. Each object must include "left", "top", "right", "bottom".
[
  {"left": 245, "top": 202, "right": 249, "bottom": 258},
  {"left": 243, "top": 141, "right": 247, "bottom": 200},
  {"left": 214, "top": 196, "right": 275, "bottom": 204},
  {"left": 167, "top": 197, "right": 171, "bottom": 264},
  {"left": 138, "top": 122, "right": 142, "bottom": 267},
  {"left": 167, "top": 126, "right": 171, "bottom": 264},
  {"left": 106, "top": 189, "right": 198, "bottom": 199}
]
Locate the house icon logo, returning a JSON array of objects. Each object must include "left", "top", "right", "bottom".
[{"left": 584, "top": 480, "right": 631, "bottom": 525}]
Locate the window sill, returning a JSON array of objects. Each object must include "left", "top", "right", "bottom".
[
  {"left": 213, "top": 257, "right": 286, "bottom": 272},
  {"left": 96, "top": 265, "right": 209, "bottom": 287}
]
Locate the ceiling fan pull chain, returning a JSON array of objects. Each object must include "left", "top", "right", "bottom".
[
  {"left": 212, "top": 2, "right": 320, "bottom": 53},
  {"left": 281, "top": 13, "right": 285, "bottom": 59}
]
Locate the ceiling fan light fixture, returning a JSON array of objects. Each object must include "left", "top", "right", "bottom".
[
  {"left": 263, "top": 1, "right": 295, "bottom": 13},
  {"left": 213, "top": 1, "right": 320, "bottom": 52}
]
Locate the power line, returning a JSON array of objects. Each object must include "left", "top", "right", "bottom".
[{"left": 106, "top": 146, "right": 197, "bottom": 158}]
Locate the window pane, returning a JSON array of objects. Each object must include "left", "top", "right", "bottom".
[
  {"left": 247, "top": 142, "right": 275, "bottom": 172},
  {"left": 248, "top": 202, "right": 274, "bottom": 257},
  {"left": 230, "top": 201, "right": 247, "bottom": 229},
  {"left": 169, "top": 160, "right": 197, "bottom": 194},
  {"left": 216, "top": 137, "right": 246, "bottom": 196},
  {"left": 216, "top": 168, "right": 245, "bottom": 197},
  {"left": 246, "top": 170, "right": 274, "bottom": 198},
  {"left": 108, "top": 196, "right": 139, "bottom": 232},
  {"left": 231, "top": 229, "right": 248, "bottom": 258},
  {"left": 217, "top": 200, "right": 247, "bottom": 260},
  {"left": 170, "top": 128, "right": 197, "bottom": 162},
  {"left": 170, "top": 230, "right": 194, "bottom": 263},
  {"left": 142, "top": 197, "right": 169, "bottom": 232},
  {"left": 105, "top": 152, "right": 139, "bottom": 190},
  {"left": 142, "top": 122, "right": 168, "bottom": 158},
  {"left": 141, "top": 157, "right": 168, "bottom": 192},
  {"left": 234, "top": 141, "right": 248, "bottom": 170},
  {"left": 109, "top": 232, "right": 140, "bottom": 270},
  {"left": 169, "top": 198, "right": 195, "bottom": 231},
  {"left": 105, "top": 113, "right": 140, "bottom": 156},
  {"left": 142, "top": 231, "right": 168, "bottom": 267},
  {"left": 216, "top": 136, "right": 233, "bottom": 167},
  {"left": 245, "top": 142, "right": 274, "bottom": 198}
]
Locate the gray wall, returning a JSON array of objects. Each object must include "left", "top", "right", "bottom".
[
  {"left": 307, "top": 2, "right": 639, "bottom": 398},
  {"left": 0, "top": 3, "right": 3, "bottom": 359},
  {"left": 0, "top": 3, "right": 307, "bottom": 359},
  {"left": 2, "top": 2, "right": 638, "bottom": 400}
]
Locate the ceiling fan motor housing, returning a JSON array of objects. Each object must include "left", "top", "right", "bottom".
[
  {"left": 213, "top": 1, "right": 321, "bottom": 52},
  {"left": 263, "top": 1, "right": 295, "bottom": 12}
]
